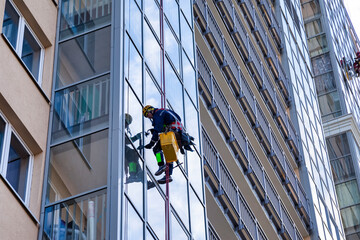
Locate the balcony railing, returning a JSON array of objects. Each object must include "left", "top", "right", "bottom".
[
  {"left": 238, "top": 0, "right": 255, "bottom": 30},
  {"left": 252, "top": 5, "right": 267, "bottom": 55},
  {"left": 43, "top": 188, "right": 107, "bottom": 240},
  {"left": 202, "top": 127, "right": 307, "bottom": 239}
]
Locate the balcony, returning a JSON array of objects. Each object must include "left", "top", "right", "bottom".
[
  {"left": 246, "top": 40, "right": 263, "bottom": 88},
  {"left": 253, "top": 101, "right": 271, "bottom": 154},
  {"left": 202, "top": 128, "right": 306, "bottom": 239},
  {"left": 237, "top": 70, "right": 256, "bottom": 126},
  {"left": 258, "top": 0, "right": 273, "bottom": 27},
  {"left": 214, "top": 0, "right": 235, "bottom": 31},
  {"left": 43, "top": 188, "right": 107, "bottom": 240},
  {"left": 260, "top": 64, "right": 277, "bottom": 114},
  {"left": 238, "top": 0, "right": 255, "bottom": 30},
  {"left": 252, "top": 6, "right": 268, "bottom": 55},
  {"left": 193, "top": 0, "right": 207, "bottom": 32}
]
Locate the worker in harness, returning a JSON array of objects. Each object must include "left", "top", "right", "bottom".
[{"left": 143, "top": 105, "right": 194, "bottom": 184}]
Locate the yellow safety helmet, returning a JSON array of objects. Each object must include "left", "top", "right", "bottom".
[{"left": 142, "top": 105, "right": 154, "bottom": 117}]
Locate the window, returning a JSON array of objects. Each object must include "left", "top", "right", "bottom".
[
  {"left": 2, "top": 0, "right": 44, "bottom": 83},
  {"left": 0, "top": 113, "right": 33, "bottom": 205}
]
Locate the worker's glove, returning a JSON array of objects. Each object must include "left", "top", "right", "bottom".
[
  {"left": 144, "top": 140, "right": 155, "bottom": 149},
  {"left": 131, "top": 132, "right": 141, "bottom": 142}
]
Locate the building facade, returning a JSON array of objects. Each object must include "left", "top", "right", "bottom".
[
  {"left": 301, "top": 0, "right": 360, "bottom": 239},
  {"left": 0, "top": 0, "right": 57, "bottom": 239},
  {"left": 1, "top": 0, "right": 355, "bottom": 239}
]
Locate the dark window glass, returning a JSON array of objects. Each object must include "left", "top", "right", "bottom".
[
  {"left": 0, "top": 118, "right": 5, "bottom": 167},
  {"left": 311, "top": 53, "right": 332, "bottom": 76},
  {"left": 308, "top": 34, "right": 328, "bottom": 57},
  {"left": 301, "top": 0, "right": 321, "bottom": 20},
  {"left": 330, "top": 156, "right": 355, "bottom": 183},
  {"left": 6, "top": 133, "right": 30, "bottom": 201},
  {"left": 56, "top": 26, "right": 111, "bottom": 88},
  {"left": 59, "top": 0, "right": 112, "bottom": 40},
  {"left": 336, "top": 180, "right": 360, "bottom": 208},
  {"left": 305, "top": 19, "right": 323, "bottom": 37},
  {"left": 341, "top": 205, "right": 360, "bottom": 233},
  {"left": 318, "top": 91, "right": 341, "bottom": 120},
  {"left": 52, "top": 75, "right": 110, "bottom": 144},
  {"left": 2, "top": 0, "right": 19, "bottom": 48},
  {"left": 326, "top": 133, "right": 350, "bottom": 159},
  {"left": 315, "top": 72, "right": 336, "bottom": 94},
  {"left": 47, "top": 130, "right": 108, "bottom": 202},
  {"left": 21, "top": 26, "right": 42, "bottom": 80}
]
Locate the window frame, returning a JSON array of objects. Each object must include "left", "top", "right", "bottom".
[
  {"left": 2, "top": 0, "right": 45, "bottom": 85},
  {"left": 0, "top": 111, "right": 33, "bottom": 206}
]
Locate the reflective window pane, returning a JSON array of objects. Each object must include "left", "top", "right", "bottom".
[
  {"left": 190, "top": 188, "right": 206, "bottom": 240},
  {"left": 44, "top": 190, "right": 107, "bottom": 240},
  {"left": 2, "top": 0, "right": 19, "bottom": 48},
  {"left": 47, "top": 130, "right": 108, "bottom": 202},
  {"left": 164, "top": 0, "right": 179, "bottom": 37},
  {"left": 59, "top": 0, "right": 112, "bottom": 40},
  {"left": 124, "top": 198, "right": 144, "bottom": 239},
  {"left": 301, "top": 0, "right": 321, "bottom": 20},
  {"left": 183, "top": 51, "right": 196, "bottom": 103},
  {"left": 318, "top": 91, "right": 341, "bottom": 120},
  {"left": 52, "top": 75, "right": 110, "bottom": 144},
  {"left": 124, "top": 82, "right": 143, "bottom": 143},
  {"left": 144, "top": 22, "right": 161, "bottom": 84},
  {"left": 185, "top": 94, "right": 199, "bottom": 148},
  {"left": 147, "top": 178, "right": 165, "bottom": 239},
  {"left": 180, "top": 0, "right": 192, "bottom": 24},
  {"left": 314, "top": 72, "right": 336, "bottom": 95},
  {"left": 56, "top": 26, "right": 111, "bottom": 88},
  {"left": 145, "top": 70, "right": 161, "bottom": 107},
  {"left": 308, "top": 34, "right": 328, "bottom": 57},
  {"left": 181, "top": 13, "right": 194, "bottom": 64},
  {"left": 331, "top": 156, "right": 355, "bottom": 183},
  {"left": 305, "top": 19, "right": 323, "bottom": 38},
  {"left": 170, "top": 170, "right": 189, "bottom": 229},
  {"left": 326, "top": 133, "right": 350, "bottom": 159},
  {"left": 125, "top": 0, "right": 142, "bottom": 50},
  {"left": 145, "top": 0, "right": 160, "bottom": 38},
  {"left": 187, "top": 150, "right": 203, "bottom": 202},
  {"left": 6, "top": 133, "right": 30, "bottom": 201},
  {"left": 124, "top": 138, "right": 144, "bottom": 215},
  {"left": 341, "top": 205, "right": 360, "bottom": 232},
  {"left": 172, "top": 213, "right": 188, "bottom": 239},
  {"left": 165, "top": 21, "right": 180, "bottom": 73},
  {"left": 165, "top": 59, "right": 183, "bottom": 119},
  {"left": 21, "top": 26, "right": 42, "bottom": 80},
  {"left": 0, "top": 118, "right": 5, "bottom": 166},
  {"left": 336, "top": 180, "right": 360, "bottom": 208},
  {"left": 124, "top": 36, "right": 143, "bottom": 99}
]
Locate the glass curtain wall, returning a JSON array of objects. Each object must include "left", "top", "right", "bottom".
[
  {"left": 301, "top": 0, "right": 341, "bottom": 121},
  {"left": 43, "top": 0, "right": 112, "bottom": 239},
  {"left": 280, "top": 0, "right": 344, "bottom": 239},
  {"left": 327, "top": 133, "right": 360, "bottom": 239},
  {"left": 123, "top": 0, "right": 205, "bottom": 239}
]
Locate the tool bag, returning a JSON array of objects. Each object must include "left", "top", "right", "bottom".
[{"left": 160, "top": 131, "right": 179, "bottom": 163}]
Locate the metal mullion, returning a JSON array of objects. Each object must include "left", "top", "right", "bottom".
[
  {"left": 58, "top": 23, "right": 111, "bottom": 44},
  {"left": 54, "top": 72, "right": 110, "bottom": 96},
  {"left": 44, "top": 186, "right": 107, "bottom": 208},
  {"left": 0, "top": 124, "right": 12, "bottom": 176}
]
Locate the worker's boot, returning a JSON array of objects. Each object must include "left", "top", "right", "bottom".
[
  {"left": 158, "top": 163, "right": 173, "bottom": 184},
  {"left": 154, "top": 152, "right": 166, "bottom": 176}
]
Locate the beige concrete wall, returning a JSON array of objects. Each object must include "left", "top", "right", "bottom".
[
  {"left": 0, "top": 179, "right": 38, "bottom": 240},
  {"left": 0, "top": 0, "right": 58, "bottom": 238}
]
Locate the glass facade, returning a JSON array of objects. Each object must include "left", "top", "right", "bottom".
[
  {"left": 282, "top": 0, "right": 344, "bottom": 239},
  {"left": 42, "top": 0, "right": 205, "bottom": 239}
]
